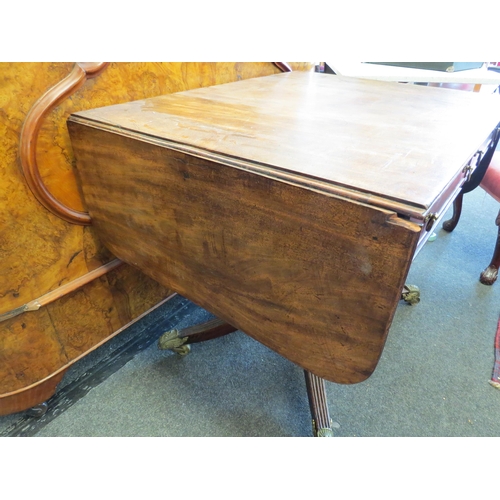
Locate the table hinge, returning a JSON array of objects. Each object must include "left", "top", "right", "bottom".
[
  {"left": 462, "top": 149, "right": 483, "bottom": 183},
  {"left": 462, "top": 163, "right": 473, "bottom": 183},
  {"left": 424, "top": 213, "right": 438, "bottom": 232}
]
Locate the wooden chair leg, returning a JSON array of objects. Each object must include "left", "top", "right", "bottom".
[
  {"left": 304, "top": 370, "right": 334, "bottom": 437},
  {"left": 480, "top": 208, "right": 500, "bottom": 285},
  {"left": 158, "top": 318, "right": 237, "bottom": 354},
  {"left": 442, "top": 191, "right": 463, "bottom": 232}
]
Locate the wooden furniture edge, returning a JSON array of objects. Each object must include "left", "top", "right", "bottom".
[
  {"left": 67, "top": 114, "right": 430, "bottom": 221},
  {"left": 0, "top": 293, "right": 176, "bottom": 415},
  {"left": 273, "top": 62, "right": 292, "bottom": 72},
  {"left": 0, "top": 258, "right": 124, "bottom": 322},
  {"left": 18, "top": 62, "right": 291, "bottom": 226},
  {"left": 18, "top": 62, "right": 108, "bottom": 225},
  {"left": 0, "top": 371, "right": 67, "bottom": 416}
]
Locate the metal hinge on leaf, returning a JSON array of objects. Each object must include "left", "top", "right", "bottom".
[{"left": 424, "top": 213, "right": 438, "bottom": 232}]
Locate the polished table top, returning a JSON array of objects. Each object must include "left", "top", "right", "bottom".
[{"left": 73, "top": 71, "right": 500, "bottom": 219}]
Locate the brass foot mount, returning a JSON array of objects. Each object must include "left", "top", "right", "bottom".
[
  {"left": 158, "top": 329, "right": 191, "bottom": 356},
  {"left": 312, "top": 418, "right": 339, "bottom": 437},
  {"left": 401, "top": 284, "right": 420, "bottom": 305}
]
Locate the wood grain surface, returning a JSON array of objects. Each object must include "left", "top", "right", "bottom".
[
  {"left": 0, "top": 263, "right": 169, "bottom": 415},
  {"left": 71, "top": 71, "right": 500, "bottom": 215},
  {"left": 69, "top": 123, "right": 421, "bottom": 383}
]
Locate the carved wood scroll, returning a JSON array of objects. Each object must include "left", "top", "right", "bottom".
[
  {"left": 6, "top": 62, "right": 297, "bottom": 322},
  {"left": 19, "top": 62, "right": 108, "bottom": 225},
  {"left": 18, "top": 62, "right": 291, "bottom": 226},
  {"left": 274, "top": 62, "right": 292, "bottom": 72}
]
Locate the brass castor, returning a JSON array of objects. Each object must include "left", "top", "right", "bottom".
[
  {"left": 312, "top": 418, "right": 337, "bottom": 437},
  {"left": 401, "top": 284, "right": 420, "bottom": 305},
  {"left": 316, "top": 428, "right": 334, "bottom": 437},
  {"left": 27, "top": 402, "right": 48, "bottom": 418},
  {"left": 158, "top": 329, "right": 191, "bottom": 356},
  {"left": 171, "top": 344, "right": 191, "bottom": 356}
]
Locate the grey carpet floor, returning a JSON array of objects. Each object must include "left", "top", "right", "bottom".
[{"left": 2, "top": 186, "right": 500, "bottom": 437}]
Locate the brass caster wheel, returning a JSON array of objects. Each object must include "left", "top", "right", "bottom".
[
  {"left": 316, "top": 428, "right": 334, "bottom": 437},
  {"left": 172, "top": 344, "right": 191, "bottom": 356},
  {"left": 401, "top": 284, "right": 420, "bottom": 305},
  {"left": 158, "top": 328, "right": 189, "bottom": 354},
  {"left": 312, "top": 418, "right": 337, "bottom": 437},
  {"left": 27, "top": 402, "right": 48, "bottom": 418}
]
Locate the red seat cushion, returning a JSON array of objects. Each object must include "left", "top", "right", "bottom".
[{"left": 481, "top": 156, "right": 500, "bottom": 203}]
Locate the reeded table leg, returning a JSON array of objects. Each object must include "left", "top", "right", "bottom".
[{"left": 304, "top": 370, "right": 334, "bottom": 437}]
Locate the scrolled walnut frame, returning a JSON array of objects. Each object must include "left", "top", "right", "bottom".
[
  {"left": 273, "top": 62, "right": 292, "bottom": 72},
  {"left": 18, "top": 62, "right": 291, "bottom": 226},
  {"left": 18, "top": 62, "right": 109, "bottom": 226}
]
